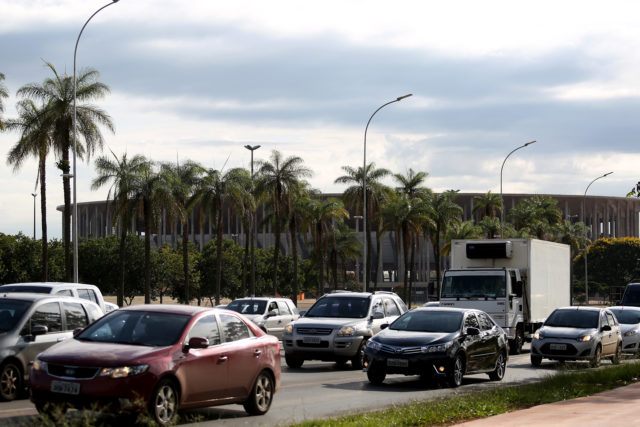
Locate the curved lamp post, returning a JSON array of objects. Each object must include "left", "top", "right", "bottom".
[
  {"left": 583, "top": 171, "right": 613, "bottom": 305},
  {"left": 362, "top": 94, "right": 412, "bottom": 292},
  {"left": 499, "top": 140, "right": 536, "bottom": 238},
  {"left": 244, "top": 144, "right": 261, "bottom": 297},
  {"left": 72, "top": 0, "right": 119, "bottom": 282}
]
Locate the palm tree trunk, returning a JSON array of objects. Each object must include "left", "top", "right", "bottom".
[
  {"left": 434, "top": 226, "right": 442, "bottom": 299},
  {"left": 272, "top": 199, "right": 281, "bottom": 296},
  {"left": 144, "top": 202, "right": 152, "bottom": 304},
  {"left": 118, "top": 222, "right": 126, "bottom": 307},
  {"left": 374, "top": 218, "right": 383, "bottom": 291},
  {"left": 216, "top": 210, "right": 224, "bottom": 306},
  {"left": 60, "top": 155, "right": 72, "bottom": 281},
  {"left": 409, "top": 235, "right": 416, "bottom": 309},
  {"left": 242, "top": 219, "right": 249, "bottom": 298},
  {"left": 182, "top": 222, "right": 190, "bottom": 304},
  {"left": 365, "top": 213, "right": 372, "bottom": 292},
  {"left": 402, "top": 227, "right": 409, "bottom": 304},
  {"left": 38, "top": 154, "right": 48, "bottom": 282},
  {"left": 290, "top": 216, "right": 299, "bottom": 306}
]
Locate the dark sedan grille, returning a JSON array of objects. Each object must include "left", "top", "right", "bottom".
[
  {"left": 296, "top": 327, "right": 333, "bottom": 335},
  {"left": 378, "top": 344, "right": 423, "bottom": 355},
  {"left": 47, "top": 364, "right": 100, "bottom": 379},
  {"left": 541, "top": 343, "right": 578, "bottom": 356}
]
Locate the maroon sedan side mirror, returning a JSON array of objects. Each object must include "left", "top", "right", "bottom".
[{"left": 184, "top": 337, "right": 209, "bottom": 352}]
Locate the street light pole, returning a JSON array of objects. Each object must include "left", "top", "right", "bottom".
[
  {"left": 362, "top": 94, "right": 412, "bottom": 292},
  {"left": 583, "top": 171, "right": 613, "bottom": 305},
  {"left": 499, "top": 140, "right": 536, "bottom": 238},
  {"left": 245, "top": 144, "right": 261, "bottom": 297},
  {"left": 72, "top": 0, "right": 119, "bottom": 283},
  {"left": 31, "top": 193, "right": 37, "bottom": 240},
  {"left": 353, "top": 215, "right": 363, "bottom": 284}
]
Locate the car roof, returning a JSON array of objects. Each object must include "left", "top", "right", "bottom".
[
  {"left": 414, "top": 307, "right": 480, "bottom": 314},
  {"left": 321, "top": 292, "right": 372, "bottom": 298},
  {"left": 119, "top": 304, "right": 215, "bottom": 316},
  {"left": 554, "top": 306, "right": 605, "bottom": 312},
  {"left": 0, "top": 292, "right": 95, "bottom": 303},
  {"left": 609, "top": 306, "right": 640, "bottom": 311},
  {"left": 0, "top": 282, "right": 99, "bottom": 289},
  {"left": 231, "top": 297, "right": 288, "bottom": 301}
]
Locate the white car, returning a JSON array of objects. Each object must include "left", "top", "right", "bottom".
[
  {"left": 609, "top": 306, "right": 640, "bottom": 355},
  {"left": 0, "top": 282, "right": 107, "bottom": 314}
]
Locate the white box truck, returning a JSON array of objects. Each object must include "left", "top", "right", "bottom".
[{"left": 439, "top": 239, "right": 570, "bottom": 354}]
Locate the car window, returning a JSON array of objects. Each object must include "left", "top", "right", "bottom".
[
  {"left": 477, "top": 312, "right": 495, "bottom": 330},
  {"left": 371, "top": 298, "right": 384, "bottom": 316},
  {"left": 610, "top": 309, "right": 640, "bottom": 324},
  {"left": 464, "top": 313, "right": 480, "bottom": 329},
  {"left": 287, "top": 300, "right": 299, "bottom": 315},
  {"left": 390, "top": 310, "right": 463, "bottom": 333},
  {"left": 84, "top": 304, "right": 103, "bottom": 322},
  {"left": 268, "top": 301, "right": 279, "bottom": 314},
  {"left": 226, "top": 299, "right": 267, "bottom": 315},
  {"left": 383, "top": 298, "right": 400, "bottom": 316},
  {"left": 55, "top": 289, "right": 73, "bottom": 296},
  {"left": 305, "top": 297, "right": 369, "bottom": 318},
  {"left": 0, "top": 299, "right": 31, "bottom": 333},
  {"left": 545, "top": 309, "right": 599, "bottom": 329},
  {"left": 188, "top": 315, "right": 221, "bottom": 346},
  {"left": 220, "top": 313, "right": 253, "bottom": 342},
  {"left": 63, "top": 302, "right": 89, "bottom": 330},
  {"left": 606, "top": 312, "right": 617, "bottom": 327},
  {"left": 394, "top": 297, "right": 408, "bottom": 313},
  {"left": 77, "top": 289, "right": 99, "bottom": 305},
  {"left": 276, "top": 301, "right": 291, "bottom": 315},
  {"left": 23, "top": 302, "right": 62, "bottom": 335}
]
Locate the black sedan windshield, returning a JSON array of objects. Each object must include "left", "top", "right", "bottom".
[
  {"left": 545, "top": 309, "right": 599, "bottom": 329},
  {"left": 77, "top": 310, "right": 190, "bottom": 346},
  {"left": 305, "top": 297, "right": 369, "bottom": 318},
  {"left": 390, "top": 310, "right": 463, "bottom": 333}
]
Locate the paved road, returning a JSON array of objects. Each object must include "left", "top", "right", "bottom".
[{"left": 0, "top": 344, "right": 579, "bottom": 426}]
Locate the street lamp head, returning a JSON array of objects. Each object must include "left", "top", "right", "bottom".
[
  {"left": 396, "top": 94, "right": 413, "bottom": 101},
  {"left": 524, "top": 140, "right": 536, "bottom": 147},
  {"left": 603, "top": 171, "right": 614, "bottom": 177},
  {"left": 244, "top": 144, "right": 261, "bottom": 151},
  {"left": 31, "top": 193, "right": 37, "bottom": 197}
]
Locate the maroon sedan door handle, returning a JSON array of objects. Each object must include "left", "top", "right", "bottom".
[
  {"left": 217, "top": 356, "right": 228, "bottom": 364},
  {"left": 254, "top": 349, "right": 262, "bottom": 357}
]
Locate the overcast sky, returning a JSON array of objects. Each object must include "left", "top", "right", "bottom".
[{"left": 2, "top": 0, "right": 640, "bottom": 239}]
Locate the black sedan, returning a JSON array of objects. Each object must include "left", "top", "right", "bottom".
[{"left": 363, "top": 307, "right": 508, "bottom": 387}]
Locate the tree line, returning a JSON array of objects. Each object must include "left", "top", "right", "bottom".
[{"left": 0, "top": 65, "right": 629, "bottom": 307}]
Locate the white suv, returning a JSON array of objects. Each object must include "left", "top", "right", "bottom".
[
  {"left": 283, "top": 291, "right": 407, "bottom": 369},
  {"left": 0, "top": 282, "right": 107, "bottom": 314},
  {"left": 225, "top": 297, "right": 299, "bottom": 339}
]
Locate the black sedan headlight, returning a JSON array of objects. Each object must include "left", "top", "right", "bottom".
[
  {"left": 420, "top": 341, "right": 453, "bottom": 353},
  {"left": 366, "top": 340, "right": 383, "bottom": 351}
]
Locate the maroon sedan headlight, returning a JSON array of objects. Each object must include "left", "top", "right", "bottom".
[{"left": 99, "top": 365, "right": 149, "bottom": 378}]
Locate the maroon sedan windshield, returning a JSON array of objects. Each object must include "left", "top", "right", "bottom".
[{"left": 76, "top": 310, "right": 190, "bottom": 347}]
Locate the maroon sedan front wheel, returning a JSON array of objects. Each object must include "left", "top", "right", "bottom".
[{"left": 149, "top": 378, "right": 179, "bottom": 425}]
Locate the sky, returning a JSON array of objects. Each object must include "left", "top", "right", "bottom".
[{"left": 2, "top": 0, "right": 640, "bottom": 239}]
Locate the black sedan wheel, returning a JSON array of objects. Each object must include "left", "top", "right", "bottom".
[
  {"left": 448, "top": 354, "right": 464, "bottom": 387},
  {"left": 488, "top": 351, "right": 506, "bottom": 381},
  {"left": 285, "top": 353, "right": 304, "bottom": 369},
  {"left": 366, "top": 362, "right": 386, "bottom": 385},
  {"left": 530, "top": 354, "right": 542, "bottom": 367},
  {"left": 0, "top": 362, "right": 21, "bottom": 401},
  {"left": 149, "top": 379, "right": 179, "bottom": 425},
  {"left": 243, "top": 371, "right": 274, "bottom": 415}
]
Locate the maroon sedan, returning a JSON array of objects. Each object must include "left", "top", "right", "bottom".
[{"left": 29, "top": 304, "right": 281, "bottom": 425}]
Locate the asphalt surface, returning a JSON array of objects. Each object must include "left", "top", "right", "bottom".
[{"left": 459, "top": 381, "right": 640, "bottom": 426}]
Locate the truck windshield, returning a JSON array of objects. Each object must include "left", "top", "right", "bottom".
[{"left": 441, "top": 272, "right": 506, "bottom": 299}]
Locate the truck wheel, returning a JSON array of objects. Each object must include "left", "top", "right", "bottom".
[
  {"left": 509, "top": 331, "right": 524, "bottom": 355},
  {"left": 589, "top": 345, "right": 602, "bottom": 368},
  {"left": 530, "top": 355, "right": 542, "bottom": 367},
  {"left": 285, "top": 354, "right": 304, "bottom": 369}
]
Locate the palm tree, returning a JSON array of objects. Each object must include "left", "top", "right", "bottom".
[
  {"left": 160, "top": 160, "right": 205, "bottom": 303},
  {"left": 508, "top": 195, "right": 562, "bottom": 239},
  {"left": 443, "top": 220, "right": 482, "bottom": 256},
  {"left": 382, "top": 192, "right": 432, "bottom": 305},
  {"left": 198, "top": 167, "right": 251, "bottom": 305},
  {"left": 425, "top": 190, "right": 463, "bottom": 297},
  {"left": 284, "top": 183, "right": 312, "bottom": 304},
  {"left": 335, "top": 163, "right": 392, "bottom": 290},
  {"left": 302, "top": 197, "right": 350, "bottom": 291},
  {"left": 6, "top": 99, "right": 51, "bottom": 280},
  {"left": 0, "top": 72, "right": 8, "bottom": 130},
  {"left": 91, "top": 151, "right": 148, "bottom": 306},
  {"left": 128, "top": 161, "right": 175, "bottom": 303},
  {"left": 255, "top": 150, "right": 312, "bottom": 296},
  {"left": 393, "top": 168, "right": 430, "bottom": 199},
  {"left": 17, "top": 61, "right": 113, "bottom": 280},
  {"left": 333, "top": 222, "right": 361, "bottom": 287},
  {"left": 478, "top": 215, "right": 502, "bottom": 239},
  {"left": 473, "top": 191, "right": 502, "bottom": 220}
]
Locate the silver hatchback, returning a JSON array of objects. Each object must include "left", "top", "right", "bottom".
[
  {"left": 0, "top": 293, "right": 103, "bottom": 401},
  {"left": 530, "top": 307, "right": 622, "bottom": 367}
]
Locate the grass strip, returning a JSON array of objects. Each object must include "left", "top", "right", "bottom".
[{"left": 293, "top": 362, "right": 640, "bottom": 427}]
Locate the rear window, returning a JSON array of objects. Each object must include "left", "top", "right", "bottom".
[
  {"left": 621, "top": 285, "right": 640, "bottom": 307},
  {"left": 0, "top": 285, "right": 52, "bottom": 293}
]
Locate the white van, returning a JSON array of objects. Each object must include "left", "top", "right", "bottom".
[{"left": 0, "top": 282, "right": 108, "bottom": 314}]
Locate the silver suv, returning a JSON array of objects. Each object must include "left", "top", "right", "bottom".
[
  {"left": 225, "top": 297, "right": 299, "bottom": 339},
  {"left": 0, "top": 293, "right": 103, "bottom": 401},
  {"left": 283, "top": 291, "right": 407, "bottom": 369}
]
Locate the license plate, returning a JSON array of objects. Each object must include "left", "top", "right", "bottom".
[
  {"left": 51, "top": 380, "right": 80, "bottom": 395},
  {"left": 387, "top": 358, "right": 409, "bottom": 367},
  {"left": 303, "top": 336, "right": 321, "bottom": 344},
  {"left": 550, "top": 343, "right": 567, "bottom": 351}
]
